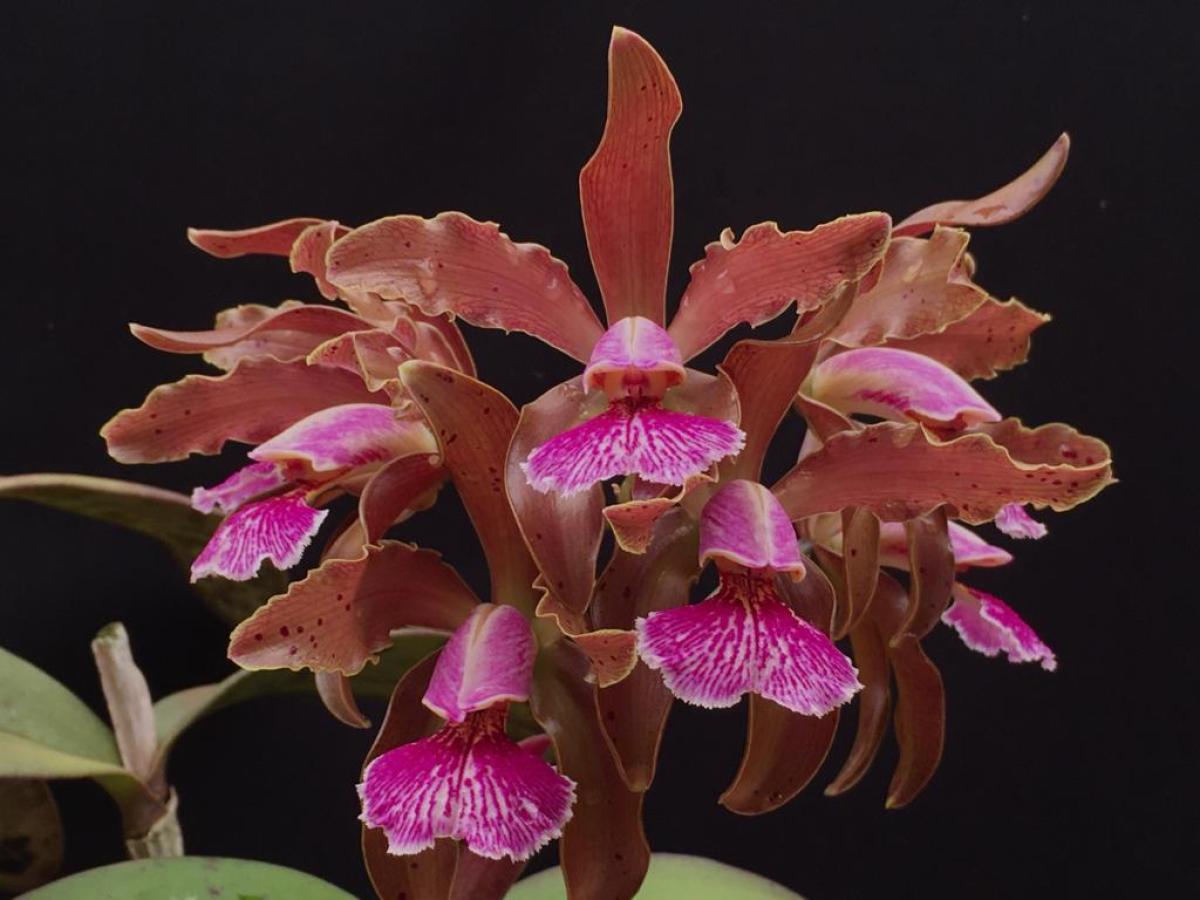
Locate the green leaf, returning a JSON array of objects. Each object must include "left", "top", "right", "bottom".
[
  {"left": 0, "top": 645, "right": 147, "bottom": 810},
  {"left": 21, "top": 856, "right": 356, "bottom": 899},
  {"left": 508, "top": 853, "right": 804, "bottom": 899},
  {"left": 152, "top": 631, "right": 449, "bottom": 757},
  {"left": 0, "top": 473, "right": 286, "bottom": 623},
  {"left": 0, "top": 779, "right": 64, "bottom": 894}
]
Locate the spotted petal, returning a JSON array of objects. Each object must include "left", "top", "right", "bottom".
[
  {"left": 187, "top": 218, "right": 325, "bottom": 257},
  {"left": 579, "top": 28, "right": 681, "bottom": 326},
  {"left": 423, "top": 605, "right": 537, "bottom": 724},
  {"left": 326, "top": 212, "right": 604, "bottom": 362},
  {"left": 250, "top": 404, "right": 436, "bottom": 477},
  {"left": 809, "top": 347, "right": 1000, "bottom": 428},
  {"left": 699, "top": 480, "right": 804, "bottom": 575},
  {"left": 895, "top": 134, "right": 1070, "bottom": 237},
  {"left": 190, "top": 490, "right": 326, "bottom": 582},
  {"left": 636, "top": 572, "right": 860, "bottom": 715},
  {"left": 943, "top": 585, "right": 1056, "bottom": 670},
  {"left": 359, "top": 706, "right": 575, "bottom": 861},
  {"left": 523, "top": 402, "right": 744, "bottom": 496}
]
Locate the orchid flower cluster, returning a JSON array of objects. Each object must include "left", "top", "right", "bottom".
[{"left": 98, "top": 27, "right": 1112, "bottom": 899}]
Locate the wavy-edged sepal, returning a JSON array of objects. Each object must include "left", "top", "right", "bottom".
[
  {"left": 290, "top": 220, "right": 350, "bottom": 300},
  {"left": 602, "top": 470, "right": 710, "bottom": 554},
  {"left": 808, "top": 514, "right": 1012, "bottom": 571},
  {"left": 228, "top": 541, "right": 478, "bottom": 675},
  {"left": 307, "top": 329, "right": 412, "bottom": 395},
  {"left": 102, "top": 358, "right": 387, "bottom": 464},
  {"left": 718, "top": 338, "right": 822, "bottom": 482},
  {"left": 530, "top": 640, "right": 650, "bottom": 898},
  {"left": 896, "top": 507, "right": 956, "bottom": 644},
  {"left": 408, "top": 306, "right": 477, "bottom": 377},
  {"left": 580, "top": 28, "right": 681, "bottom": 327},
  {"left": 832, "top": 507, "right": 880, "bottom": 639},
  {"left": 721, "top": 566, "right": 840, "bottom": 814},
  {"left": 872, "top": 572, "right": 946, "bottom": 809},
  {"left": 187, "top": 217, "right": 325, "bottom": 258},
  {"left": 360, "top": 653, "right": 458, "bottom": 899},
  {"left": 944, "top": 584, "right": 1056, "bottom": 670},
  {"left": 829, "top": 228, "right": 987, "bottom": 347},
  {"left": 895, "top": 134, "right": 1070, "bottom": 237},
  {"left": 591, "top": 509, "right": 698, "bottom": 789},
  {"left": 326, "top": 212, "right": 604, "bottom": 362},
  {"left": 809, "top": 346, "right": 1000, "bottom": 429},
  {"left": 506, "top": 380, "right": 604, "bottom": 619},
  {"left": 400, "top": 362, "right": 540, "bottom": 612},
  {"left": 883, "top": 296, "right": 1050, "bottom": 381},
  {"left": 131, "top": 303, "right": 366, "bottom": 367},
  {"left": 669, "top": 214, "right": 891, "bottom": 361},
  {"left": 191, "top": 491, "right": 326, "bottom": 582},
  {"left": 774, "top": 421, "right": 1113, "bottom": 525},
  {"left": 425, "top": 605, "right": 536, "bottom": 723}
]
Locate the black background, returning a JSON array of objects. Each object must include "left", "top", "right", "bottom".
[{"left": 3, "top": 2, "right": 1196, "bottom": 897}]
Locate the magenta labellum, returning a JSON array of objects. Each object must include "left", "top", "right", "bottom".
[
  {"left": 637, "top": 480, "right": 860, "bottom": 715},
  {"left": 943, "top": 585, "right": 1057, "bottom": 671},
  {"left": 359, "top": 605, "right": 576, "bottom": 861}
]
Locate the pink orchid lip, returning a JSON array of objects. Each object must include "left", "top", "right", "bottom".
[
  {"left": 636, "top": 569, "right": 860, "bottom": 714},
  {"left": 249, "top": 403, "right": 437, "bottom": 478},
  {"left": 191, "top": 460, "right": 287, "bottom": 515},
  {"left": 699, "top": 480, "right": 805, "bottom": 577},
  {"left": 809, "top": 347, "right": 1001, "bottom": 427},
  {"left": 190, "top": 489, "right": 327, "bottom": 582},
  {"left": 422, "top": 604, "right": 537, "bottom": 723},
  {"left": 995, "top": 503, "right": 1049, "bottom": 540},
  {"left": 358, "top": 704, "right": 576, "bottom": 861},
  {"left": 582, "top": 316, "right": 686, "bottom": 399},
  {"left": 522, "top": 402, "right": 745, "bottom": 496},
  {"left": 943, "top": 584, "right": 1056, "bottom": 671}
]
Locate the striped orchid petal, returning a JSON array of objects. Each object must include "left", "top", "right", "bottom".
[
  {"left": 943, "top": 584, "right": 1056, "bottom": 671},
  {"left": 699, "top": 480, "right": 805, "bottom": 576},
  {"left": 190, "top": 490, "right": 326, "bottom": 582},
  {"left": 636, "top": 570, "right": 860, "bottom": 715},
  {"left": 809, "top": 347, "right": 1000, "bottom": 428}
]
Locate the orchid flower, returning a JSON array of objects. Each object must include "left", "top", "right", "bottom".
[
  {"left": 808, "top": 512, "right": 1057, "bottom": 671},
  {"left": 101, "top": 216, "right": 476, "bottom": 588},
  {"left": 325, "top": 28, "right": 891, "bottom": 505},
  {"left": 637, "top": 479, "right": 860, "bottom": 714},
  {"left": 359, "top": 604, "right": 575, "bottom": 861}
]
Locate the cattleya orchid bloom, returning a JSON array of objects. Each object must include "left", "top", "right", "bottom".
[
  {"left": 189, "top": 403, "right": 437, "bottom": 581},
  {"left": 325, "top": 28, "right": 891, "bottom": 508},
  {"left": 808, "top": 512, "right": 1057, "bottom": 670},
  {"left": 637, "top": 480, "right": 860, "bottom": 714},
  {"left": 101, "top": 216, "right": 473, "bottom": 587},
  {"left": 359, "top": 604, "right": 575, "bottom": 860}
]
